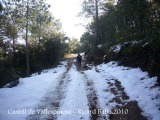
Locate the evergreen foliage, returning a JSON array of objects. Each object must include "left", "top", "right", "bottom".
[
  {"left": 80, "top": 0, "right": 160, "bottom": 83},
  {"left": 0, "top": 0, "right": 69, "bottom": 87},
  {"left": 80, "top": 0, "right": 160, "bottom": 49}
]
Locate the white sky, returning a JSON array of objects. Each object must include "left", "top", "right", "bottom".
[{"left": 46, "top": 0, "right": 86, "bottom": 40}]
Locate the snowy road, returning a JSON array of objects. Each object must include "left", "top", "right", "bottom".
[
  {"left": 0, "top": 59, "right": 160, "bottom": 120},
  {"left": 27, "top": 60, "right": 103, "bottom": 120}
]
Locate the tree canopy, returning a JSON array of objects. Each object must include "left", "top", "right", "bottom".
[{"left": 0, "top": 0, "right": 69, "bottom": 87}]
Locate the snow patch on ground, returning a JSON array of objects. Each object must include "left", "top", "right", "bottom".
[
  {"left": 86, "top": 62, "right": 160, "bottom": 120},
  {"left": 110, "top": 44, "right": 122, "bottom": 53},
  {"left": 0, "top": 61, "right": 67, "bottom": 120},
  {"left": 109, "top": 40, "right": 148, "bottom": 53}
]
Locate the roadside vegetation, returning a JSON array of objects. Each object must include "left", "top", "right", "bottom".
[
  {"left": 79, "top": 0, "right": 160, "bottom": 86},
  {"left": 0, "top": 0, "right": 69, "bottom": 87}
]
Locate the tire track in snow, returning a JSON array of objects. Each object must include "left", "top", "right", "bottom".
[
  {"left": 93, "top": 68, "right": 147, "bottom": 120},
  {"left": 26, "top": 60, "right": 73, "bottom": 120},
  {"left": 81, "top": 72, "right": 106, "bottom": 120},
  {"left": 48, "top": 60, "right": 73, "bottom": 120},
  {"left": 56, "top": 64, "right": 90, "bottom": 120},
  {"left": 106, "top": 77, "right": 147, "bottom": 120}
]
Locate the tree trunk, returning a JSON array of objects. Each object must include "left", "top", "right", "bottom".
[
  {"left": 95, "top": 0, "right": 99, "bottom": 45},
  {"left": 25, "top": 0, "right": 30, "bottom": 76},
  {"left": 12, "top": 36, "right": 15, "bottom": 58}
]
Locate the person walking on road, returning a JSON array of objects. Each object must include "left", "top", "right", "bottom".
[{"left": 77, "top": 54, "right": 82, "bottom": 68}]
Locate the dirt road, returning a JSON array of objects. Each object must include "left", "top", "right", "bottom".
[{"left": 26, "top": 58, "right": 147, "bottom": 120}]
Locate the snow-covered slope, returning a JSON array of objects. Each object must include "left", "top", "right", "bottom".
[
  {"left": 0, "top": 61, "right": 67, "bottom": 120},
  {"left": 85, "top": 61, "right": 160, "bottom": 120}
]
